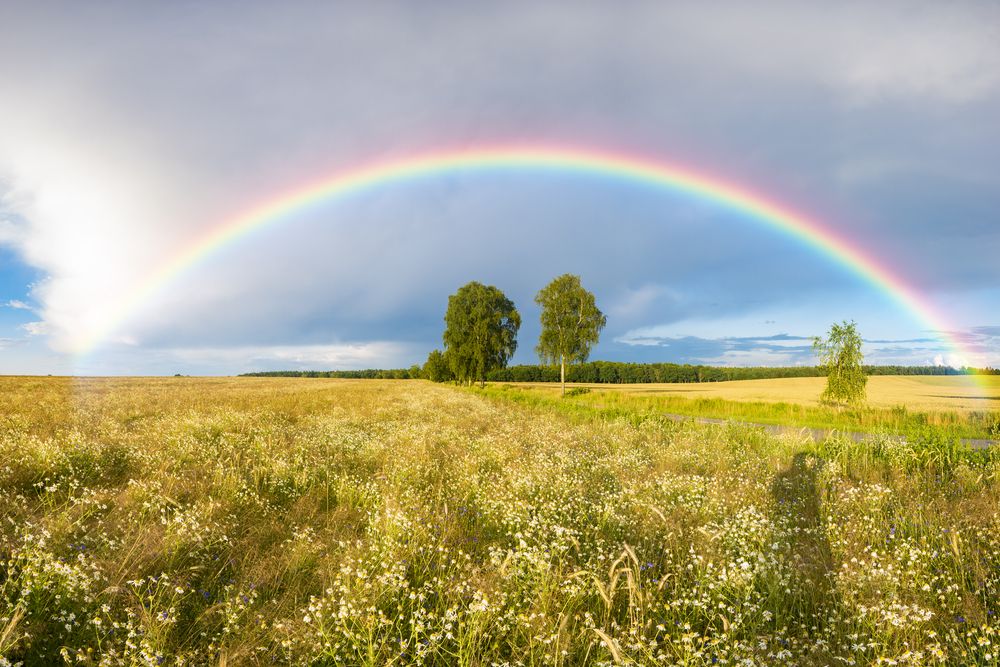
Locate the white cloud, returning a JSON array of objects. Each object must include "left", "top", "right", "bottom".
[
  {"left": 933, "top": 354, "right": 970, "bottom": 370},
  {"left": 62, "top": 338, "right": 422, "bottom": 375},
  {"left": 4, "top": 299, "right": 32, "bottom": 310},
  {"left": 172, "top": 342, "right": 405, "bottom": 366},
  {"left": 0, "top": 219, "right": 25, "bottom": 245},
  {"left": 20, "top": 321, "right": 50, "bottom": 336}
]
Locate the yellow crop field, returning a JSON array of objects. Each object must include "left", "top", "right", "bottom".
[
  {"left": 497, "top": 375, "right": 1000, "bottom": 440},
  {"left": 1, "top": 376, "right": 999, "bottom": 665},
  {"left": 511, "top": 375, "right": 1000, "bottom": 413}
]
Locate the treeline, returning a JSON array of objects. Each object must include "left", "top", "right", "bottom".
[
  {"left": 242, "top": 363, "right": 997, "bottom": 382},
  {"left": 243, "top": 367, "right": 422, "bottom": 380},
  {"left": 487, "top": 362, "right": 997, "bottom": 383}
]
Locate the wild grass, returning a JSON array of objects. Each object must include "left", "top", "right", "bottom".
[{"left": 1, "top": 376, "right": 999, "bottom": 665}]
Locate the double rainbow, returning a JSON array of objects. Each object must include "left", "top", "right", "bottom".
[{"left": 74, "top": 145, "right": 974, "bottom": 370}]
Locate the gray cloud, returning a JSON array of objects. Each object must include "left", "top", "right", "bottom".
[{"left": 0, "top": 1, "right": 998, "bottom": 371}]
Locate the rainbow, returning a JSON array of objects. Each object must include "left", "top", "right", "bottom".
[{"left": 74, "top": 144, "right": 977, "bottom": 370}]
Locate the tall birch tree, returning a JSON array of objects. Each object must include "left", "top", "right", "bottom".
[{"left": 535, "top": 274, "right": 606, "bottom": 396}]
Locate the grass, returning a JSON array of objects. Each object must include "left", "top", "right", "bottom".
[
  {"left": 1, "top": 376, "right": 999, "bottom": 665},
  {"left": 495, "top": 377, "right": 1000, "bottom": 441}
]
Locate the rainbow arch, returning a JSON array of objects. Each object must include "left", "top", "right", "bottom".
[{"left": 74, "top": 144, "right": 974, "bottom": 368}]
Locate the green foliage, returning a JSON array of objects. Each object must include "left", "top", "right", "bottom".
[
  {"left": 563, "top": 387, "right": 591, "bottom": 398},
  {"left": 422, "top": 349, "right": 454, "bottom": 383},
  {"left": 443, "top": 281, "right": 521, "bottom": 387},
  {"left": 535, "top": 274, "right": 606, "bottom": 394},
  {"left": 814, "top": 320, "right": 867, "bottom": 406},
  {"left": 535, "top": 274, "right": 606, "bottom": 366}
]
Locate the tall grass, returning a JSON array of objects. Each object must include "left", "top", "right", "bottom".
[{"left": 0, "top": 377, "right": 998, "bottom": 665}]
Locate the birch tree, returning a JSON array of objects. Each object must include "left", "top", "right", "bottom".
[
  {"left": 535, "top": 274, "right": 606, "bottom": 396},
  {"left": 813, "top": 320, "right": 867, "bottom": 405}
]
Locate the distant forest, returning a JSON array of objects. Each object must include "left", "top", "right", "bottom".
[{"left": 242, "top": 362, "right": 999, "bottom": 382}]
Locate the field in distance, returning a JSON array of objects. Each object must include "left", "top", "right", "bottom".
[
  {"left": 497, "top": 375, "right": 1000, "bottom": 441},
  {"left": 507, "top": 375, "right": 1000, "bottom": 413},
  {"left": 1, "top": 376, "right": 999, "bottom": 665}
]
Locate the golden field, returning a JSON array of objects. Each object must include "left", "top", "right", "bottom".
[
  {"left": 509, "top": 375, "right": 1000, "bottom": 414},
  {"left": 498, "top": 376, "right": 1000, "bottom": 441},
  {"left": 1, "top": 376, "right": 999, "bottom": 665}
]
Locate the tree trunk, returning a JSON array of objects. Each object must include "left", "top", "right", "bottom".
[{"left": 560, "top": 355, "right": 566, "bottom": 397}]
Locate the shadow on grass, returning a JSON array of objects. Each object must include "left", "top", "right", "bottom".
[{"left": 770, "top": 452, "right": 837, "bottom": 622}]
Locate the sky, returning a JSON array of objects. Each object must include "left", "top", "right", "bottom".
[{"left": 0, "top": 1, "right": 998, "bottom": 375}]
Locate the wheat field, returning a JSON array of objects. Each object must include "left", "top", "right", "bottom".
[
  {"left": 509, "top": 376, "right": 1000, "bottom": 414},
  {"left": 1, "top": 377, "right": 999, "bottom": 665}
]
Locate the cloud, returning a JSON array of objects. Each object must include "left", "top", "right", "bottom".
[
  {"left": 171, "top": 341, "right": 410, "bottom": 367},
  {"left": 830, "top": 9, "right": 1000, "bottom": 105},
  {"left": 618, "top": 332, "right": 816, "bottom": 347},
  {"left": 930, "top": 327, "right": 1000, "bottom": 356},
  {"left": 0, "top": 219, "right": 24, "bottom": 244},
  {"left": 613, "top": 328, "right": 998, "bottom": 368},
  {"left": 972, "top": 326, "right": 1000, "bottom": 337},
  {"left": 4, "top": 299, "right": 32, "bottom": 310},
  {"left": 933, "top": 354, "right": 970, "bottom": 370},
  {"left": 0, "top": 2, "right": 997, "bottom": 373},
  {"left": 71, "top": 341, "right": 421, "bottom": 376},
  {"left": 654, "top": 2, "right": 1000, "bottom": 105},
  {"left": 20, "top": 321, "right": 49, "bottom": 336},
  {"left": 616, "top": 331, "right": 816, "bottom": 364}
]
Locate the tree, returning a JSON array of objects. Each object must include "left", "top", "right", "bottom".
[
  {"left": 443, "top": 281, "right": 521, "bottom": 387},
  {"left": 813, "top": 320, "right": 867, "bottom": 406},
  {"left": 535, "top": 274, "right": 607, "bottom": 396},
  {"left": 422, "top": 349, "right": 453, "bottom": 383}
]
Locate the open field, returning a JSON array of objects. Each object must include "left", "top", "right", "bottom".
[
  {"left": 2, "top": 377, "right": 1000, "bottom": 665},
  {"left": 508, "top": 376, "right": 1000, "bottom": 413},
  {"left": 501, "top": 376, "right": 1000, "bottom": 441}
]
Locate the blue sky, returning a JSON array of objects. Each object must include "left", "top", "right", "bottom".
[{"left": 0, "top": 1, "right": 998, "bottom": 375}]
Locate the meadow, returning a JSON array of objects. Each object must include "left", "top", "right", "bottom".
[{"left": 1, "top": 376, "right": 999, "bottom": 665}]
